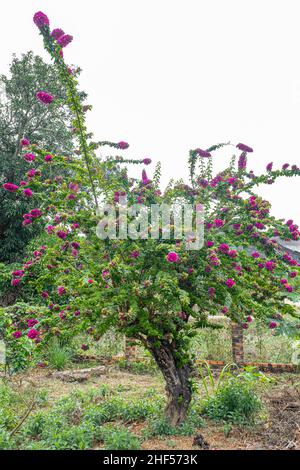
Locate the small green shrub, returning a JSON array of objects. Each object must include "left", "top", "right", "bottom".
[
  {"left": 0, "top": 428, "right": 15, "bottom": 450},
  {"left": 101, "top": 425, "right": 141, "bottom": 450},
  {"left": 145, "top": 413, "right": 201, "bottom": 438},
  {"left": 46, "top": 338, "right": 73, "bottom": 370},
  {"left": 202, "top": 377, "right": 262, "bottom": 424}
]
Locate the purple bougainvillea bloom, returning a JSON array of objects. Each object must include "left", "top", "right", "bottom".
[
  {"left": 11, "top": 278, "right": 21, "bottom": 286},
  {"left": 214, "top": 219, "right": 224, "bottom": 228},
  {"left": 33, "top": 11, "right": 49, "bottom": 29},
  {"left": 246, "top": 315, "right": 253, "bottom": 323},
  {"left": 143, "top": 158, "right": 152, "bottom": 165},
  {"left": 12, "top": 331, "right": 22, "bottom": 339},
  {"left": 238, "top": 154, "right": 247, "bottom": 170},
  {"left": 81, "top": 344, "right": 89, "bottom": 351},
  {"left": 57, "top": 230, "right": 68, "bottom": 239},
  {"left": 117, "top": 141, "right": 129, "bottom": 150},
  {"left": 265, "top": 261, "right": 276, "bottom": 271},
  {"left": 282, "top": 163, "right": 289, "bottom": 170},
  {"left": 21, "top": 138, "right": 30, "bottom": 146},
  {"left": 22, "top": 219, "right": 32, "bottom": 227},
  {"left": 28, "top": 319, "right": 38, "bottom": 328},
  {"left": 225, "top": 278, "right": 235, "bottom": 288},
  {"left": 218, "top": 243, "right": 230, "bottom": 253},
  {"left": 23, "top": 188, "right": 33, "bottom": 197},
  {"left": 228, "top": 250, "right": 238, "bottom": 258},
  {"left": 57, "top": 286, "right": 66, "bottom": 296},
  {"left": 285, "top": 284, "right": 293, "bottom": 292},
  {"left": 12, "top": 270, "right": 24, "bottom": 278},
  {"left": 30, "top": 209, "right": 42, "bottom": 218},
  {"left": 269, "top": 321, "right": 277, "bottom": 329},
  {"left": 251, "top": 251, "right": 260, "bottom": 258},
  {"left": 266, "top": 162, "right": 273, "bottom": 171},
  {"left": 51, "top": 28, "right": 64, "bottom": 40},
  {"left": 236, "top": 143, "right": 253, "bottom": 153},
  {"left": 166, "top": 252, "right": 179, "bottom": 263},
  {"left": 141, "top": 169, "right": 151, "bottom": 185},
  {"left": 206, "top": 240, "right": 214, "bottom": 247},
  {"left": 3, "top": 183, "right": 18, "bottom": 192},
  {"left": 36, "top": 91, "right": 54, "bottom": 104},
  {"left": 57, "top": 34, "right": 73, "bottom": 48},
  {"left": 44, "top": 154, "right": 53, "bottom": 162},
  {"left": 41, "top": 291, "right": 49, "bottom": 299},
  {"left": 289, "top": 271, "right": 297, "bottom": 278},
  {"left": 27, "top": 329, "right": 39, "bottom": 339},
  {"left": 196, "top": 148, "right": 211, "bottom": 158},
  {"left": 130, "top": 250, "right": 140, "bottom": 258},
  {"left": 23, "top": 153, "right": 36, "bottom": 162},
  {"left": 208, "top": 287, "right": 215, "bottom": 297}
]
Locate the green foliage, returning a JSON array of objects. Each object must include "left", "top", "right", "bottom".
[
  {"left": 101, "top": 425, "right": 141, "bottom": 450},
  {"left": 202, "top": 375, "right": 262, "bottom": 424},
  {"left": 46, "top": 337, "right": 73, "bottom": 370}
]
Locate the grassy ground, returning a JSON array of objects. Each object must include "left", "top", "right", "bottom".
[{"left": 0, "top": 364, "right": 299, "bottom": 450}]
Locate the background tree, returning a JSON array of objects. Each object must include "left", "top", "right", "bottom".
[{"left": 0, "top": 52, "right": 86, "bottom": 263}]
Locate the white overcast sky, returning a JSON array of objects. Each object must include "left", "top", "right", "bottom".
[{"left": 1, "top": 0, "right": 300, "bottom": 221}]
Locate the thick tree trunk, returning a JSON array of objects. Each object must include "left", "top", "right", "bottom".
[
  {"left": 148, "top": 340, "right": 192, "bottom": 426},
  {"left": 231, "top": 322, "right": 244, "bottom": 364}
]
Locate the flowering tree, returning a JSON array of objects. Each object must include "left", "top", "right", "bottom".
[{"left": 1, "top": 11, "right": 300, "bottom": 425}]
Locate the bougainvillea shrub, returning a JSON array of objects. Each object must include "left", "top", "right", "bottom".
[{"left": 1, "top": 11, "right": 300, "bottom": 425}]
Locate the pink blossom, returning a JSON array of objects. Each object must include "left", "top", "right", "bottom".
[
  {"left": 118, "top": 141, "right": 129, "bottom": 150},
  {"left": 285, "top": 284, "right": 293, "bottom": 292},
  {"left": 280, "top": 278, "right": 288, "bottom": 284},
  {"left": 12, "top": 270, "right": 24, "bottom": 278},
  {"left": 289, "top": 271, "right": 297, "bottom": 278},
  {"left": 266, "top": 162, "right": 273, "bottom": 171},
  {"left": 236, "top": 143, "right": 253, "bottom": 153},
  {"left": 130, "top": 250, "right": 140, "bottom": 258},
  {"left": 11, "top": 279, "right": 20, "bottom": 286},
  {"left": 166, "top": 252, "right": 179, "bottom": 263},
  {"left": 36, "top": 91, "right": 54, "bottom": 105},
  {"left": 251, "top": 251, "right": 260, "bottom": 258},
  {"left": 206, "top": 240, "right": 214, "bottom": 247},
  {"left": 51, "top": 28, "right": 64, "bottom": 40},
  {"left": 27, "top": 329, "right": 39, "bottom": 339},
  {"left": 214, "top": 219, "right": 224, "bottom": 228},
  {"left": 269, "top": 321, "right": 277, "bottom": 329},
  {"left": 246, "top": 315, "right": 253, "bottom": 323},
  {"left": 225, "top": 278, "right": 235, "bottom": 288},
  {"left": 28, "top": 319, "right": 38, "bottom": 328},
  {"left": 143, "top": 158, "right": 152, "bottom": 165},
  {"left": 74, "top": 310, "right": 80, "bottom": 317},
  {"left": 20, "top": 181, "right": 28, "bottom": 186},
  {"left": 57, "top": 230, "right": 68, "bottom": 239},
  {"left": 23, "top": 188, "right": 33, "bottom": 197},
  {"left": 12, "top": 331, "right": 22, "bottom": 339},
  {"left": 218, "top": 243, "right": 230, "bottom": 253},
  {"left": 242, "top": 323, "right": 249, "bottom": 330},
  {"left": 22, "top": 219, "right": 32, "bottom": 226},
  {"left": 46, "top": 225, "right": 55, "bottom": 234},
  {"left": 87, "top": 279, "right": 94, "bottom": 284},
  {"left": 41, "top": 291, "right": 49, "bottom": 299},
  {"left": 33, "top": 11, "right": 49, "bottom": 29},
  {"left": 57, "top": 286, "right": 66, "bottom": 296},
  {"left": 57, "top": 34, "right": 73, "bottom": 48},
  {"left": 208, "top": 287, "right": 216, "bottom": 297},
  {"left": 30, "top": 209, "right": 42, "bottom": 218},
  {"left": 21, "top": 138, "right": 30, "bottom": 146},
  {"left": 221, "top": 306, "right": 228, "bottom": 314},
  {"left": 265, "top": 261, "right": 276, "bottom": 271},
  {"left": 228, "top": 250, "right": 238, "bottom": 258},
  {"left": 44, "top": 154, "right": 53, "bottom": 162},
  {"left": 196, "top": 148, "right": 211, "bottom": 158},
  {"left": 23, "top": 153, "right": 36, "bottom": 162},
  {"left": 3, "top": 183, "right": 18, "bottom": 192}
]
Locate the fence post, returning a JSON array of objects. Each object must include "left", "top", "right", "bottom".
[
  {"left": 231, "top": 322, "right": 244, "bottom": 364},
  {"left": 125, "top": 337, "right": 137, "bottom": 363}
]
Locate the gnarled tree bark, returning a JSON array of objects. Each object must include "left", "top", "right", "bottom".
[{"left": 148, "top": 339, "right": 192, "bottom": 426}]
